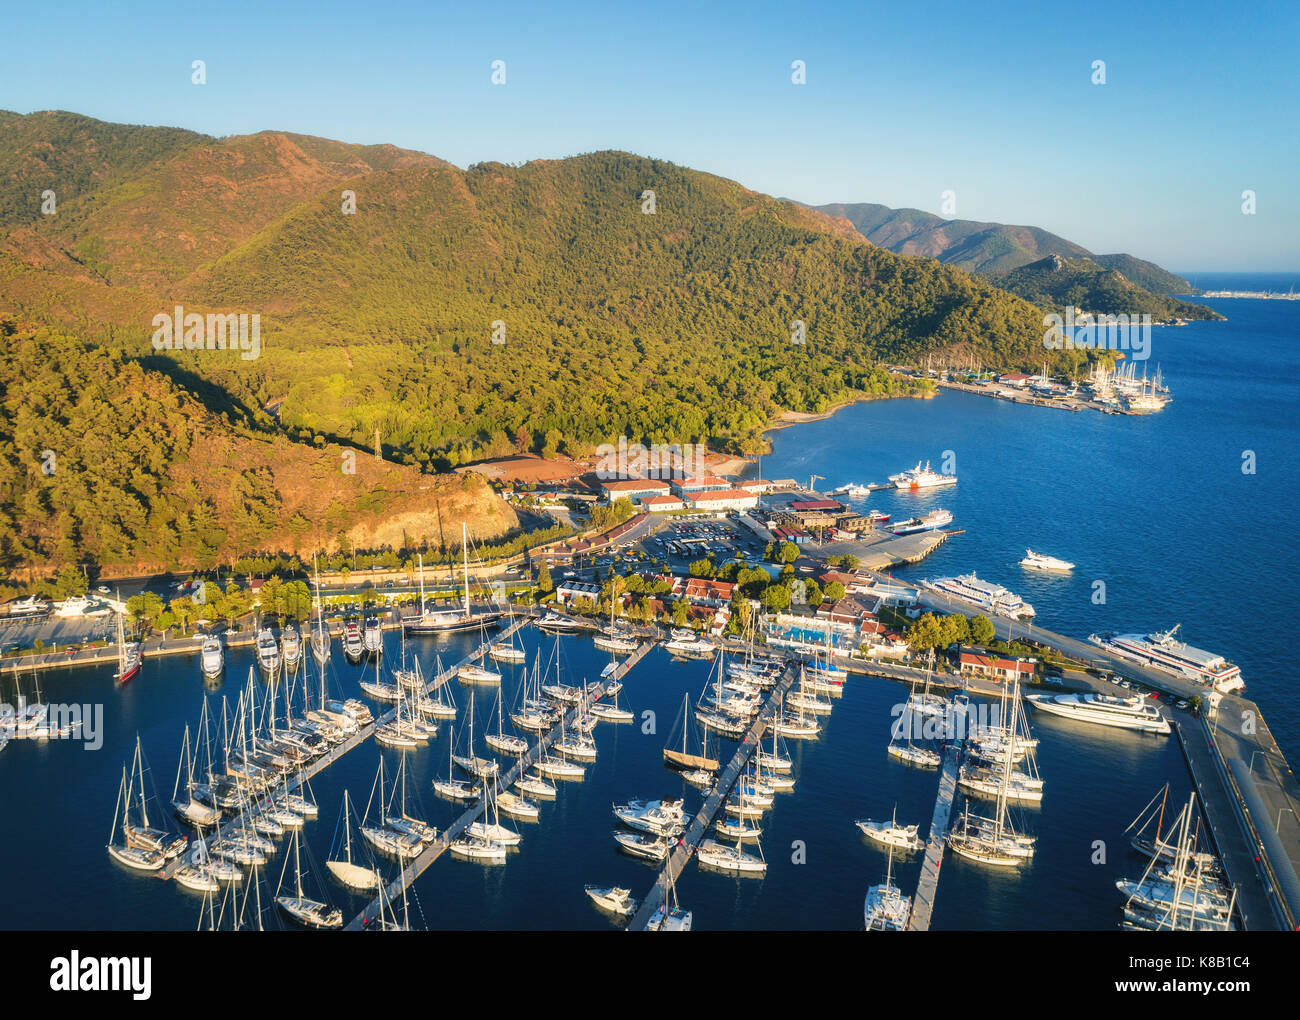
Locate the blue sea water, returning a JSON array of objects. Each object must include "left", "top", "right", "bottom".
[{"left": 0, "top": 276, "right": 1294, "bottom": 931}]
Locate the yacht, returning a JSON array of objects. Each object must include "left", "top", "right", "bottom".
[
  {"left": 665, "top": 631, "right": 714, "bottom": 658},
  {"left": 1088, "top": 625, "right": 1244, "bottom": 693},
  {"left": 7, "top": 595, "right": 49, "bottom": 618},
  {"left": 362, "top": 615, "right": 383, "bottom": 655},
  {"left": 614, "top": 798, "right": 687, "bottom": 837},
  {"left": 1020, "top": 549, "right": 1075, "bottom": 572},
  {"left": 889, "top": 461, "right": 957, "bottom": 489},
  {"left": 404, "top": 542, "right": 504, "bottom": 635},
  {"left": 281, "top": 624, "right": 301, "bottom": 669},
  {"left": 1026, "top": 691, "right": 1170, "bottom": 735},
  {"left": 342, "top": 619, "right": 364, "bottom": 662},
  {"left": 593, "top": 631, "right": 639, "bottom": 653},
  {"left": 256, "top": 628, "right": 280, "bottom": 675},
  {"left": 855, "top": 815, "right": 925, "bottom": 852},
  {"left": 200, "top": 636, "right": 223, "bottom": 679},
  {"left": 612, "top": 829, "right": 671, "bottom": 861},
  {"left": 925, "top": 573, "right": 1035, "bottom": 619},
  {"left": 832, "top": 482, "right": 871, "bottom": 498},
  {"left": 888, "top": 509, "right": 954, "bottom": 535},
  {"left": 585, "top": 885, "right": 637, "bottom": 917},
  {"left": 536, "top": 611, "right": 585, "bottom": 633}
]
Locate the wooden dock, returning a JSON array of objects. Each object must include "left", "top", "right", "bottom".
[
  {"left": 343, "top": 638, "right": 657, "bottom": 929},
  {"left": 628, "top": 661, "right": 800, "bottom": 931},
  {"left": 906, "top": 699, "right": 967, "bottom": 931}
]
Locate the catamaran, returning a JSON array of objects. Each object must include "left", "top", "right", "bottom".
[
  {"left": 864, "top": 848, "right": 912, "bottom": 930},
  {"left": 645, "top": 869, "right": 692, "bottom": 930}
]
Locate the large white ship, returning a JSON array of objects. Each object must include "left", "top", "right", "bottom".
[
  {"left": 888, "top": 509, "right": 953, "bottom": 535},
  {"left": 1088, "top": 626, "right": 1244, "bottom": 693},
  {"left": 889, "top": 461, "right": 957, "bottom": 489},
  {"left": 924, "top": 573, "right": 1035, "bottom": 619},
  {"left": 1026, "top": 692, "right": 1170, "bottom": 735}
]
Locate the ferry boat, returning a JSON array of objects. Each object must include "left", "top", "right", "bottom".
[
  {"left": 888, "top": 509, "right": 953, "bottom": 535},
  {"left": 1026, "top": 692, "right": 1170, "bottom": 735},
  {"left": 889, "top": 461, "right": 957, "bottom": 490},
  {"left": 1088, "top": 625, "right": 1244, "bottom": 693},
  {"left": 924, "top": 573, "right": 1035, "bottom": 619},
  {"left": 1019, "top": 549, "right": 1075, "bottom": 572}
]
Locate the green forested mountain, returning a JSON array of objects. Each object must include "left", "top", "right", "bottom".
[
  {"left": 0, "top": 113, "right": 1056, "bottom": 474},
  {"left": 813, "top": 201, "right": 1206, "bottom": 305},
  {"left": 990, "top": 255, "right": 1221, "bottom": 321}
]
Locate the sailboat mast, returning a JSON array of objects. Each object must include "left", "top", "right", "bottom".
[{"left": 462, "top": 523, "right": 471, "bottom": 617}]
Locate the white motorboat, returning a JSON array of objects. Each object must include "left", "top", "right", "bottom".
[
  {"left": 856, "top": 808, "right": 925, "bottom": 852},
  {"left": 200, "top": 636, "right": 224, "bottom": 679},
  {"left": 1020, "top": 549, "right": 1075, "bottom": 572},
  {"left": 613, "top": 829, "right": 671, "bottom": 861},
  {"left": 256, "top": 627, "right": 280, "bottom": 675},
  {"left": 1026, "top": 691, "right": 1170, "bottom": 735},
  {"left": 585, "top": 885, "right": 637, "bottom": 916},
  {"left": 614, "top": 798, "right": 687, "bottom": 836}
]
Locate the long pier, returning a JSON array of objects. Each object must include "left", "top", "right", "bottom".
[
  {"left": 628, "top": 661, "right": 800, "bottom": 931},
  {"left": 907, "top": 699, "right": 967, "bottom": 930},
  {"left": 343, "top": 638, "right": 657, "bottom": 929},
  {"left": 914, "top": 584, "right": 1300, "bottom": 930},
  {"left": 159, "top": 617, "right": 529, "bottom": 880}
]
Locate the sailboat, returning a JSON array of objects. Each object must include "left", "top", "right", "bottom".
[
  {"left": 433, "top": 726, "right": 481, "bottom": 802},
  {"left": 384, "top": 755, "right": 437, "bottom": 844},
  {"left": 887, "top": 681, "right": 941, "bottom": 768},
  {"left": 664, "top": 693, "right": 720, "bottom": 774},
  {"left": 697, "top": 834, "right": 767, "bottom": 874},
  {"left": 175, "top": 838, "right": 243, "bottom": 892},
  {"left": 360, "top": 758, "right": 424, "bottom": 859},
  {"left": 113, "top": 599, "right": 142, "bottom": 685},
  {"left": 451, "top": 693, "right": 499, "bottom": 778},
  {"left": 106, "top": 766, "right": 166, "bottom": 871},
  {"left": 948, "top": 678, "right": 1037, "bottom": 868},
  {"left": 756, "top": 725, "right": 793, "bottom": 773},
  {"left": 484, "top": 688, "right": 529, "bottom": 756},
  {"left": 172, "top": 718, "right": 222, "bottom": 827},
  {"left": 275, "top": 827, "right": 342, "bottom": 929},
  {"left": 589, "top": 683, "right": 634, "bottom": 723},
  {"left": 451, "top": 778, "right": 510, "bottom": 862},
  {"left": 489, "top": 606, "right": 527, "bottom": 662},
  {"left": 466, "top": 774, "right": 523, "bottom": 844},
  {"left": 404, "top": 532, "right": 504, "bottom": 634},
  {"left": 594, "top": 592, "right": 638, "bottom": 653},
  {"left": 645, "top": 867, "right": 693, "bottom": 930},
  {"left": 311, "top": 556, "right": 331, "bottom": 666},
  {"left": 108, "top": 737, "right": 188, "bottom": 868}
]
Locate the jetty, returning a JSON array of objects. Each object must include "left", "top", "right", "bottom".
[
  {"left": 159, "top": 616, "right": 530, "bottom": 881},
  {"left": 907, "top": 698, "right": 967, "bottom": 930},
  {"left": 344, "top": 638, "right": 657, "bottom": 929},
  {"left": 629, "top": 660, "right": 800, "bottom": 931}
]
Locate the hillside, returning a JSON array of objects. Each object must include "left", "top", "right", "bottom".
[
  {"left": 990, "top": 255, "right": 1222, "bottom": 322},
  {"left": 0, "top": 323, "right": 517, "bottom": 577},
  {"left": 812, "top": 201, "right": 1204, "bottom": 300},
  {"left": 0, "top": 113, "right": 1059, "bottom": 477}
]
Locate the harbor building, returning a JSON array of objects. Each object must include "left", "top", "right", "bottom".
[
  {"left": 598, "top": 478, "right": 672, "bottom": 501},
  {"left": 955, "top": 650, "right": 1037, "bottom": 683},
  {"left": 682, "top": 488, "right": 760, "bottom": 512}
]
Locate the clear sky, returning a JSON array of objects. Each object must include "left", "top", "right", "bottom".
[{"left": 3, "top": 0, "right": 1297, "bottom": 270}]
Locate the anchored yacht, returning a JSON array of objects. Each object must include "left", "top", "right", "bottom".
[{"left": 1026, "top": 692, "right": 1170, "bottom": 735}]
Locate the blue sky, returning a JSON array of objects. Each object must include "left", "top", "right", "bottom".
[{"left": 3, "top": 0, "right": 1297, "bottom": 269}]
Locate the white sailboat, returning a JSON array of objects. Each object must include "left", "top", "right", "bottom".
[
  {"left": 863, "top": 847, "right": 912, "bottom": 930},
  {"left": 327, "top": 790, "right": 381, "bottom": 890},
  {"left": 311, "top": 556, "right": 331, "bottom": 665},
  {"left": 275, "top": 827, "right": 342, "bottom": 929}
]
